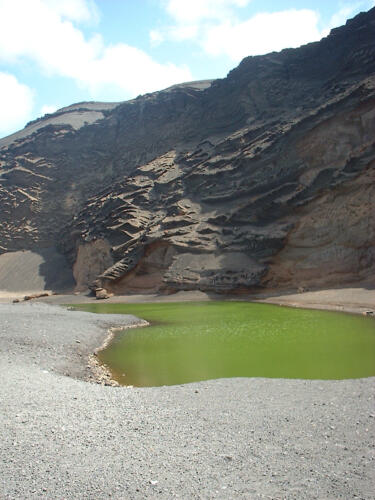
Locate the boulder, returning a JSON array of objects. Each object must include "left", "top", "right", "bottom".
[{"left": 95, "top": 288, "right": 113, "bottom": 300}]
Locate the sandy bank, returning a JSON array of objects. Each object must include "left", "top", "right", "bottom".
[
  {"left": 254, "top": 287, "right": 375, "bottom": 315},
  {"left": 0, "top": 302, "right": 374, "bottom": 499},
  {"left": 1, "top": 286, "right": 373, "bottom": 316}
]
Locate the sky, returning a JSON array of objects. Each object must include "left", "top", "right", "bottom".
[{"left": 0, "top": 0, "right": 374, "bottom": 138}]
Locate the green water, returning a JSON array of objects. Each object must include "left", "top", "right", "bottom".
[{"left": 72, "top": 302, "right": 375, "bottom": 387}]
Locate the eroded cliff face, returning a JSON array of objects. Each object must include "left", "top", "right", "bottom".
[{"left": 0, "top": 9, "right": 374, "bottom": 294}]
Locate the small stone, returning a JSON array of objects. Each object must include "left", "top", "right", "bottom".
[{"left": 96, "top": 288, "right": 113, "bottom": 300}]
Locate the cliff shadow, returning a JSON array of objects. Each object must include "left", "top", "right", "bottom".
[{"left": 37, "top": 247, "right": 75, "bottom": 293}]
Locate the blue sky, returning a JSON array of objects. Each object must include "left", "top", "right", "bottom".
[{"left": 0, "top": 0, "right": 374, "bottom": 138}]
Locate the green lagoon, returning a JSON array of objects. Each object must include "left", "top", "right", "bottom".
[{"left": 72, "top": 302, "right": 375, "bottom": 387}]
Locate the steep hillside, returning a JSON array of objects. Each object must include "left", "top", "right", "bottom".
[{"left": 0, "top": 9, "right": 374, "bottom": 294}]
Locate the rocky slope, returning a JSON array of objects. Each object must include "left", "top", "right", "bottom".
[{"left": 0, "top": 9, "right": 374, "bottom": 294}]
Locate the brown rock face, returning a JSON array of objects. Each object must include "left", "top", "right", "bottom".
[
  {"left": 73, "top": 239, "right": 113, "bottom": 292},
  {"left": 0, "top": 9, "right": 374, "bottom": 294}
]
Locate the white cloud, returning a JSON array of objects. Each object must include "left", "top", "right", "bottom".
[
  {"left": 156, "top": 0, "right": 375, "bottom": 63},
  {"left": 328, "top": 1, "right": 374, "bottom": 30},
  {"left": 40, "top": 104, "right": 59, "bottom": 116},
  {"left": 0, "top": 72, "right": 34, "bottom": 137},
  {"left": 329, "top": 4, "right": 359, "bottom": 28},
  {"left": 43, "top": 0, "right": 99, "bottom": 23},
  {"left": 168, "top": 24, "right": 199, "bottom": 42},
  {"left": 81, "top": 44, "right": 191, "bottom": 97},
  {"left": 150, "top": 29, "right": 165, "bottom": 47},
  {"left": 203, "top": 9, "right": 323, "bottom": 61},
  {"left": 165, "top": 0, "right": 251, "bottom": 23},
  {"left": 154, "top": 0, "right": 251, "bottom": 44},
  {"left": 0, "top": 0, "right": 192, "bottom": 100},
  {"left": 156, "top": 1, "right": 325, "bottom": 61}
]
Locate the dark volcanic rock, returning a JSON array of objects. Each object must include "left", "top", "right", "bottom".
[{"left": 1, "top": 10, "right": 374, "bottom": 294}]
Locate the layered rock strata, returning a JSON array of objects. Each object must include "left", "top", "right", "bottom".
[{"left": 0, "top": 9, "right": 374, "bottom": 294}]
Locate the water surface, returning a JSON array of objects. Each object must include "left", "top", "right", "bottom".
[{"left": 72, "top": 302, "right": 375, "bottom": 386}]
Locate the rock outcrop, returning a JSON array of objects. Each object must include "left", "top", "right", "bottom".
[{"left": 0, "top": 9, "right": 374, "bottom": 294}]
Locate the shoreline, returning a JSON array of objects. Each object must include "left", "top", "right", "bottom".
[
  {"left": 1, "top": 285, "right": 373, "bottom": 315},
  {"left": 73, "top": 287, "right": 374, "bottom": 387},
  {"left": 2, "top": 286, "right": 374, "bottom": 387},
  {"left": 88, "top": 321, "right": 149, "bottom": 386},
  {"left": 1, "top": 302, "right": 374, "bottom": 498},
  {"left": 253, "top": 287, "right": 375, "bottom": 316}
]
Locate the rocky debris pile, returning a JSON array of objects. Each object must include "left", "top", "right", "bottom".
[
  {"left": 95, "top": 288, "right": 113, "bottom": 300},
  {"left": 13, "top": 292, "right": 51, "bottom": 303}
]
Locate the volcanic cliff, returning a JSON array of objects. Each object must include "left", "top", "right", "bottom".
[{"left": 0, "top": 8, "right": 374, "bottom": 295}]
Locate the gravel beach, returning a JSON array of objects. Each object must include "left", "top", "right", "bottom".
[{"left": 1, "top": 302, "right": 374, "bottom": 499}]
